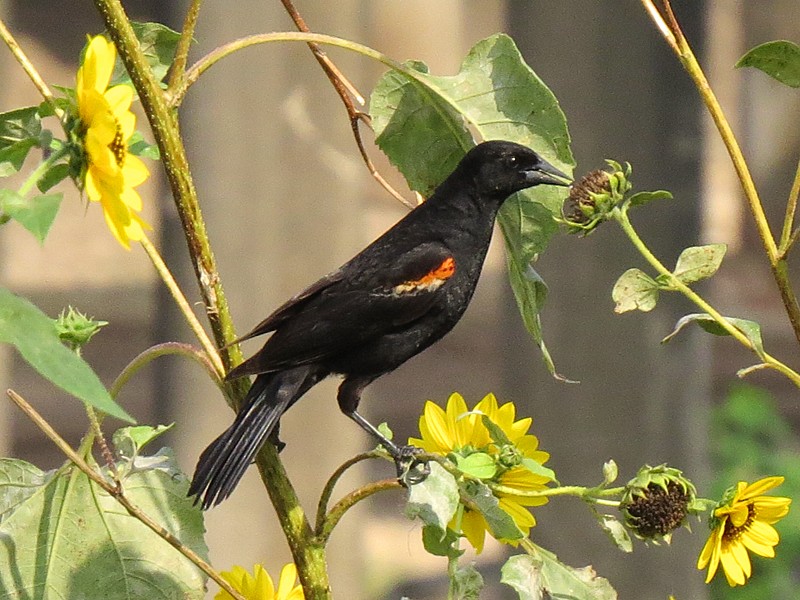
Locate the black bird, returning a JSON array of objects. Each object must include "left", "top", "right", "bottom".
[{"left": 189, "top": 140, "right": 570, "bottom": 509}]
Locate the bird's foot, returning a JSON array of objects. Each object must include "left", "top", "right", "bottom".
[{"left": 389, "top": 444, "right": 430, "bottom": 486}]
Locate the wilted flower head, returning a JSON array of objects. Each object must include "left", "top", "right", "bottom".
[
  {"left": 697, "top": 476, "right": 791, "bottom": 587},
  {"left": 620, "top": 464, "right": 697, "bottom": 543},
  {"left": 561, "top": 160, "right": 631, "bottom": 233}
]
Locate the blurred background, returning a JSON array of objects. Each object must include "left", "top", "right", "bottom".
[{"left": 1, "top": 1, "right": 798, "bottom": 598}]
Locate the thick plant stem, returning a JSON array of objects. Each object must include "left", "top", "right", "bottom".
[{"left": 90, "top": 1, "right": 326, "bottom": 596}]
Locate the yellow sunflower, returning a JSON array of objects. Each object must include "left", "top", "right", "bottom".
[
  {"left": 697, "top": 476, "right": 791, "bottom": 586},
  {"left": 409, "top": 392, "right": 552, "bottom": 553},
  {"left": 215, "top": 563, "right": 304, "bottom": 600},
  {"left": 75, "top": 35, "right": 150, "bottom": 248}
]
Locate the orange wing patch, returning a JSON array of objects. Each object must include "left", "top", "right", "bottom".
[{"left": 393, "top": 257, "right": 456, "bottom": 295}]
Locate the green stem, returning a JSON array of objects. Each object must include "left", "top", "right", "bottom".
[
  {"left": 90, "top": 1, "right": 324, "bottom": 596},
  {"left": 317, "top": 478, "right": 402, "bottom": 544},
  {"left": 140, "top": 235, "right": 224, "bottom": 377},
  {"left": 315, "top": 451, "right": 382, "bottom": 534},
  {"left": 641, "top": 0, "right": 800, "bottom": 348},
  {"left": 18, "top": 145, "right": 70, "bottom": 197},
  {"left": 166, "top": 0, "right": 202, "bottom": 94},
  {"left": 447, "top": 504, "right": 464, "bottom": 600},
  {"left": 615, "top": 207, "right": 800, "bottom": 386},
  {"left": 779, "top": 154, "right": 800, "bottom": 255}
]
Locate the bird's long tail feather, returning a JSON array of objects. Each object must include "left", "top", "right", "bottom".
[{"left": 189, "top": 365, "right": 322, "bottom": 509}]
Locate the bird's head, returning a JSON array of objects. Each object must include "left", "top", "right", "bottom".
[{"left": 461, "top": 140, "right": 572, "bottom": 200}]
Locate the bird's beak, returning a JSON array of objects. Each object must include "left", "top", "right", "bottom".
[{"left": 524, "top": 161, "right": 572, "bottom": 187}]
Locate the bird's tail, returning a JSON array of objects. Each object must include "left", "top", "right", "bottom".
[{"left": 189, "top": 365, "right": 323, "bottom": 509}]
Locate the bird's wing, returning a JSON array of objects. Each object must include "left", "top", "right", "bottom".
[
  {"left": 227, "top": 242, "right": 457, "bottom": 378},
  {"left": 226, "top": 268, "right": 346, "bottom": 347}
]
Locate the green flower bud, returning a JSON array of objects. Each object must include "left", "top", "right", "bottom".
[
  {"left": 620, "top": 464, "right": 697, "bottom": 543},
  {"left": 55, "top": 306, "right": 107, "bottom": 351}
]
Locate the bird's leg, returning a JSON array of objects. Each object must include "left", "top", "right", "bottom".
[{"left": 338, "top": 377, "right": 430, "bottom": 485}]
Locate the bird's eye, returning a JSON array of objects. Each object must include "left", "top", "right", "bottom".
[{"left": 507, "top": 155, "right": 517, "bottom": 166}]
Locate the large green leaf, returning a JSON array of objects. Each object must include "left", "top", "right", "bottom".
[
  {"left": 0, "top": 287, "right": 133, "bottom": 422},
  {"left": 110, "top": 22, "right": 182, "bottom": 88},
  {"left": 0, "top": 189, "right": 62, "bottom": 243},
  {"left": 0, "top": 451, "right": 207, "bottom": 599},
  {"left": 501, "top": 550, "right": 617, "bottom": 600},
  {"left": 370, "top": 34, "right": 574, "bottom": 373}
]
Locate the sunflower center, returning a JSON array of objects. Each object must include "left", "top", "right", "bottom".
[
  {"left": 109, "top": 121, "right": 126, "bottom": 168},
  {"left": 722, "top": 503, "right": 756, "bottom": 543}
]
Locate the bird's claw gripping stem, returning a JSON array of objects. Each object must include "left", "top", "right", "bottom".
[{"left": 385, "top": 443, "right": 430, "bottom": 486}]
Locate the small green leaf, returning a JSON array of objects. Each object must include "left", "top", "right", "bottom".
[
  {"left": 0, "top": 190, "right": 62, "bottom": 243},
  {"left": 128, "top": 130, "right": 160, "bottom": 159},
  {"left": 502, "top": 546, "right": 617, "bottom": 600},
  {"left": 0, "top": 106, "right": 42, "bottom": 150},
  {"left": 672, "top": 244, "right": 726, "bottom": 284},
  {"left": 405, "top": 461, "right": 459, "bottom": 530},
  {"left": 602, "top": 460, "right": 618, "bottom": 485},
  {"left": 110, "top": 22, "right": 182, "bottom": 88},
  {"left": 452, "top": 564, "right": 484, "bottom": 600},
  {"left": 36, "top": 162, "right": 70, "bottom": 192},
  {"left": 0, "top": 140, "right": 37, "bottom": 176},
  {"left": 597, "top": 514, "right": 633, "bottom": 553},
  {"left": 456, "top": 452, "right": 497, "bottom": 480},
  {"left": 520, "top": 458, "right": 556, "bottom": 482},
  {"left": 627, "top": 190, "right": 673, "bottom": 207},
  {"left": 736, "top": 40, "right": 800, "bottom": 88},
  {"left": 376, "top": 421, "right": 394, "bottom": 442},
  {"left": 112, "top": 424, "right": 174, "bottom": 459},
  {"left": 421, "top": 524, "right": 462, "bottom": 557},
  {"left": 662, "top": 313, "right": 766, "bottom": 359},
  {"left": 481, "top": 414, "right": 513, "bottom": 447},
  {"left": 0, "top": 287, "right": 133, "bottom": 422},
  {"left": 612, "top": 268, "right": 659, "bottom": 313},
  {"left": 462, "top": 480, "right": 523, "bottom": 541}
]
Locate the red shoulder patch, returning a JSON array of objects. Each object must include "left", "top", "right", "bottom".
[{"left": 394, "top": 257, "right": 456, "bottom": 295}]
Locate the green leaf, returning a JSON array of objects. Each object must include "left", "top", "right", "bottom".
[
  {"left": 370, "top": 34, "right": 573, "bottom": 373},
  {"left": 0, "top": 189, "right": 62, "bottom": 242},
  {"left": 0, "top": 454, "right": 207, "bottom": 598},
  {"left": 461, "top": 479, "right": 523, "bottom": 541},
  {"left": 612, "top": 268, "right": 659, "bottom": 313},
  {"left": 376, "top": 421, "right": 394, "bottom": 441},
  {"left": 520, "top": 458, "right": 557, "bottom": 483},
  {"left": 627, "top": 189, "right": 673, "bottom": 207},
  {"left": 452, "top": 564, "right": 484, "bottom": 600},
  {"left": 672, "top": 243, "right": 726, "bottom": 284},
  {"left": 501, "top": 548, "right": 617, "bottom": 600},
  {"left": 597, "top": 513, "right": 633, "bottom": 553},
  {"left": 602, "top": 459, "right": 618, "bottom": 485},
  {"left": 110, "top": 22, "right": 182, "bottom": 88},
  {"left": 405, "top": 461, "right": 459, "bottom": 530},
  {"left": 0, "top": 458, "right": 55, "bottom": 521},
  {"left": 36, "top": 162, "right": 70, "bottom": 192},
  {"left": 0, "top": 287, "right": 133, "bottom": 422},
  {"left": 481, "top": 413, "right": 513, "bottom": 447},
  {"left": 112, "top": 424, "right": 174, "bottom": 459},
  {"left": 736, "top": 40, "right": 800, "bottom": 88},
  {"left": 0, "top": 106, "right": 42, "bottom": 150},
  {"left": 128, "top": 130, "right": 161, "bottom": 159},
  {"left": 456, "top": 452, "right": 497, "bottom": 480},
  {"left": 0, "top": 140, "right": 37, "bottom": 177},
  {"left": 662, "top": 313, "right": 766, "bottom": 359},
  {"left": 421, "top": 524, "right": 462, "bottom": 558}
]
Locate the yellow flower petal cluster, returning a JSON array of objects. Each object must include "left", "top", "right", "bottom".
[
  {"left": 697, "top": 476, "right": 791, "bottom": 586},
  {"left": 215, "top": 563, "right": 304, "bottom": 600},
  {"left": 409, "top": 392, "right": 551, "bottom": 553},
  {"left": 76, "top": 35, "right": 150, "bottom": 248}
]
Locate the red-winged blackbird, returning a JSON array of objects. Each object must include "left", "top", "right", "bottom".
[{"left": 189, "top": 140, "right": 570, "bottom": 508}]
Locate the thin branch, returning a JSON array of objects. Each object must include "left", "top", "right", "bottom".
[
  {"left": 0, "top": 18, "right": 60, "bottom": 116},
  {"left": 6, "top": 389, "right": 245, "bottom": 600},
  {"left": 317, "top": 478, "right": 402, "bottom": 543},
  {"left": 166, "top": 0, "right": 202, "bottom": 93},
  {"left": 140, "top": 235, "right": 225, "bottom": 378},
  {"left": 315, "top": 451, "right": 382, "bottom": 534},
  {"left": 639, "top": 0, "right": 678, "bottom": 53},
  {"left": 779, "top": 154, "right": 800, "bottom": 256}
]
